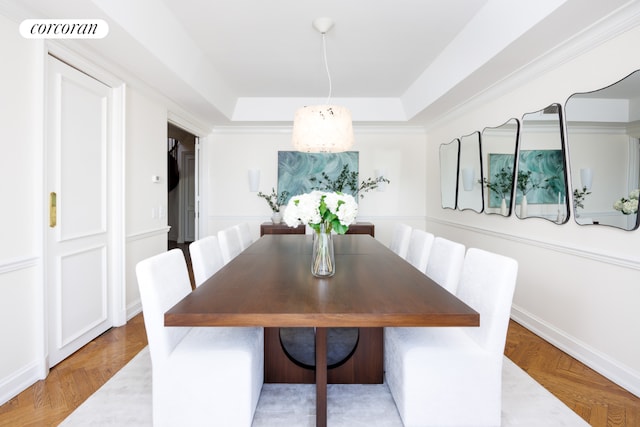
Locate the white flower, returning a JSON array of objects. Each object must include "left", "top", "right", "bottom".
[
  {"left": 283, "top": 191, "right": 358, "bottom": 233},
  {"left": 335, "top": 193, "right": 358, "bottom": 226},
  {"left": 622, "top": 199, "right": 638, "bottom": 215},
  {"left": 613, "top": 189, "right": 640, "bottom": 215}
]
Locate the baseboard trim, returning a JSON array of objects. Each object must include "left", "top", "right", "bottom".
[
  {"left": 511, "top": 305, "right": 640, "bottom": 398},
  {"left": 0, "top": 360, "right": 42, "bottom": 407},
  {"left": 126, "top": 302, "right": 142, "bottom": 321}
]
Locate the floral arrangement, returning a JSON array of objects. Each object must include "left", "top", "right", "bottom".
[
  {"left": 283, "top": 190, "right": 358, "bottom": 234},
  {"left": 479, "top": 166, "right": 513, "bottom": 201},
  {"left": 309, "top": 165, "right": 390, "bottom": 199},
  {"left": 257, "top": 187, "right": 289, "bottom": 212},
  {"left": 517, "top": 170, "right": 554, "bottom": 196},
  {"left": 613, "top": 189, "right": 639, "bottom": 215},
  {"left": 573, "top": 186, "right": 591, "bottom": 210}
]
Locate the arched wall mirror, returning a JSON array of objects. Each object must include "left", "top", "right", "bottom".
[
  {"left": 516, "top": 103, "right": 569, "bottom": 223},
  {"left": 440, "top": 138, "right": 460, "bottom": 209},
  {"left": 480, "top": 119, "right": 520, "bottom": 217},
  {"left": 565, "top": 70, "right": 640, "bottom": 230},
  {"left": 457, "top": 131, "right": 483, "bottom": 213}
]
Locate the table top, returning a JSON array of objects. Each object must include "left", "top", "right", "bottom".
[{"left": 165, "top": 234, "right": 479, "bottom": 328}]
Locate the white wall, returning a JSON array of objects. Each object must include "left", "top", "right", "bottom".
[
  {"left": 124, "top": 88, "right": 169, "bottom": 318},
  {"left": 200, "top": 127, "right": 427, "bottom": 245},
  {"left": 0, "top": 13, "right": 172, "bottom": 404},
  {"left": 425, "top": 25, "right": 640, "bottom": 396},
  {"left": 0, "top": 13, "right": 44, "bottom": 404}
]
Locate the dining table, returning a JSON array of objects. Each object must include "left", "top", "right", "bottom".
[{"left": 165, "top": 233, "right": 479, "bottom": 427}]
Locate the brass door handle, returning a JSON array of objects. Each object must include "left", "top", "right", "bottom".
[{"left": 49, "top": 192, "right": 57, "bottom": 228}]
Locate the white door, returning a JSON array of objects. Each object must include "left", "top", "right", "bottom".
[
  {"left": 46, "top": 56, "right": 113, "bottom": 367},
  {"left": 182, "top": 152, "right": 196, "bottom": 242}
]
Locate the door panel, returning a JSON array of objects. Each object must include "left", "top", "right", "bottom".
[
  {"left": 57, "top": 245, "right": 107, "bottom": 347},
  {"left": 47, "top": 56, "right": 112, "bottom": 367},
  {"left": 183, "top": 153, "right": 195, "bottom": 242}
]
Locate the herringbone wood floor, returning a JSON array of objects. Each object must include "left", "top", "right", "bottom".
[
  {"left": 1, "top": 244, "right": 638, "bottom": 426},
  {"left": 1, "top": 316, "right": 638, "bottom": 426}
]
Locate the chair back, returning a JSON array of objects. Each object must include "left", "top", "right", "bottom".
[
  {"left": 235, "top": 222, "right": 253, "bottom": 250},
  {"left": 405, "top": 229, "right": 435, "bottom": 273},
  {"left": 136, "top": 249, "right": 192, "bottom": 365},
  {"left": 189, "top": 236, "right": 225, "bottom": 287},
  {"left": 425, "top": 237, "right": 465, "bottom": 293},
  {"left": 218, "top": 226, "right": 243, "bottom": 264},
  {"left": 389, "top": 223, "right": 412, "bottom": 259},
  {"left": 456, "top": 248, "right": 518, "bottom": 355}
]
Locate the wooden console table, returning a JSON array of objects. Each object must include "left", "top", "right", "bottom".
[{"left": 261, "top": 221, "right": 374, "bottom": 237}]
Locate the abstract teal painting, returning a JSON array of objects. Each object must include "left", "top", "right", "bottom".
[
  {"left": 277, "top": 151, "right": 358, "bottom": 203},
  {"left": 516, "top": 149, "right": 565, "bottom": 204},
  {"left": 487, "top": 153, "right": 515, "bottom": 208}
]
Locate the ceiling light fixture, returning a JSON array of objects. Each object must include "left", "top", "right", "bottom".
[{"left": 292, "top": 17, "right": 354, "bottom": 153}]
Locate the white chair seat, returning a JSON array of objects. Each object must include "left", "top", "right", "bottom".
[
  {"left": 405, "top": 229, "right": 435, "bottom": 273},
  {"left": 136, "top": 249, "right": 263, "bottom": 427},
  {"left": 385, "top": 248, "right": 518, "bottom": 427},
  {"left": 189, "top": 235, "right": 225, "bottom": 287},
  {"left": 235, "top": 222, "right": 254, "bottom": 250},
  {"left": 385, "top": 327, "right": 498, "bottom": 427},
  {"left": 218, "top": 226, "right": 244, "bottom": 264},
  {"left": 389, "top": 223, "right": 412, "bottom": 259},
  {"left": 425, "top": 236, "right": 465, "bottom": 294},
  {"left": 162, "top": 326, "right": 264, "bottom": 427}
]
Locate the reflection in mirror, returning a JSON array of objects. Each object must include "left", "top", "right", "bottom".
[
  {"left": 440, "top": 139, "right": 459, "bottom": 209},
  {"left": 565, "top": 70, "right": 640, "bottom": 230},
  {"left": 480, "top": 119, "right": 519, "bottom": 217},
  {"left": 457, "top": 132, "right": 483, "bottom": 213},
  {"left": 516, "top": 103, "right": 568, "bottom": 223}
]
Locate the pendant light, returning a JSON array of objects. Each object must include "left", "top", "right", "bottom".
[{"left": 292, "top": 17, "right": 354, "bottom": 153}]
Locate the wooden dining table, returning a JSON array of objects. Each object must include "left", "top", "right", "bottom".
[{"left": 165, "top": 234, "right": 479, "bottom": 427}]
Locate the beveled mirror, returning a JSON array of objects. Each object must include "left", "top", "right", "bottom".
[
  {"left": 516, "top": 103, "right": 569, "bottom": 223},
  {"left": 457, "top": 132, "right": 483, "bottom": 213},
  {"left": 565, "top": 70, "right": 640, "bottom": 230},
  {"left": 480, "top": 119, "right": 520, "bottom": 217},
  {"left": 440, "top": 139, "right": 460, "bottom": 209}
]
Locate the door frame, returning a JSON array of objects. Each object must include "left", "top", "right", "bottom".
[
  {"left": 40, "top": 42, "right": 126, "bottom": 373},
  {"left": 168, "top": 115, "right": 205, "bottom": 241},
  {"left": 179, "top": 151, "right": 196, "bottom": 243}
]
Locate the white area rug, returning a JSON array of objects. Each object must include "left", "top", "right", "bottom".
[{"left": 59, "top": 347, "right": 589, "bottom": 426}]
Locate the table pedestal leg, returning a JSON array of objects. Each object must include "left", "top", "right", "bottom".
[{"left": 315, "top": 327, "right": 327, "bottom": 427}]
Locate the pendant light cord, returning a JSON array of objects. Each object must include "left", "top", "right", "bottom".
[{"left": 322, "top": 32, "right": 332, "bottom": 104}]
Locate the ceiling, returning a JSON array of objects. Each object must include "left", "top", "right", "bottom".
[{"left": 7, "top": 0, "right": 639, "bottom": 129}]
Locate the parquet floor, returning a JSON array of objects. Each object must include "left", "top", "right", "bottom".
[
  {"left": 1, "top": 317, "right": 638, "bottom": 427},
  {"left": 1, "top": 243, "right": 638, "bottom": 426},
  {"left": 504, "top": 321, "right": 640, "bottom": 426}
]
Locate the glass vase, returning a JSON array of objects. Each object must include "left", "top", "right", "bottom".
[{"left": 311, "top": 223, "right": 335, "bottom": 277}]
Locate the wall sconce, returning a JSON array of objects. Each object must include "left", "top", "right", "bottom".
[
  {"left": 580, "top": 168, "right": 593, "bottom": 190},
  {"left": 462, "top": 168, "right": 475, "bottom": 191},
  {"left": 375, "top": 168, "right": 387, "bottom": 192},
  {"left": 248, "top": 169, "right": 260, "bottom": 192}
]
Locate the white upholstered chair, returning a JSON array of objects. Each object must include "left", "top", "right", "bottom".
[
  {"left": 235, "top": 222, "right": 254, "bottom": 250},
  {"left": 389, "top": 223, "right": 412, "bottom": 259},
  {"left": 136, "top": 249, "right": 263, "bottom": 427},
  {"left": 405, "top": 229, "right": 435, "bottom": 273},
  {"left": 218, "top": 226, "right": 244, "bottom": 264},
  {"left": 189, "top": 235, "right": 225, "bottom": 287},
  {"left": 384, "top": 248, "right": 518, "bottom": 427},
  {"left": 424, "top": 236, "right": 465, "bottom": 294}
]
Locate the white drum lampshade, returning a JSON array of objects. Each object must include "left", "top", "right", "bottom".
[{"left": 292, "top": 105, "right": 354, "bottom": 153}]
